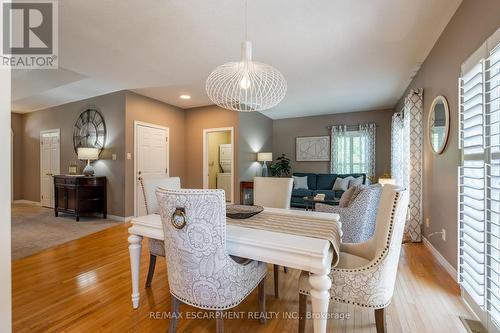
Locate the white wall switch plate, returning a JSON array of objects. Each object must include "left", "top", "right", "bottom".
[
  {"left": 127, "top": 153, "right": 132, "bottom": 160},
  {"left": 425, "top": 218, "right": 429, "bottom": 228},
  {"left": 112, "top": 154, "right": 117, "bottom": 160}
]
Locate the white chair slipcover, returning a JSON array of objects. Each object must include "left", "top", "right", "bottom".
[
  {"left": 253, "top": 176, "right": 294, "bottom": 298},
  {"left": 253, "top": 177, "right": 293, "bottom": 209},
  {"left": 140, "top": 177, "right": 181, "bottom": 287}
]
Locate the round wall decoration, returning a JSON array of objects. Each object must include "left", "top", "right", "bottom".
[{"left": 73, "top": 108, "right": 107, "bottom": 154}]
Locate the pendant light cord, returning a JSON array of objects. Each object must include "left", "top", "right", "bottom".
[{"left": 244, "top": 0, "right": 248, "bottom": 41}]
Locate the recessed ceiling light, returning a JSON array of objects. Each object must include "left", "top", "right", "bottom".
[{"left": 179, "top": 95, "right": 191, "bottom": 100}]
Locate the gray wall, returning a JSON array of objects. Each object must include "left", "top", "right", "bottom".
[
  {"left": 183, "top": 105, "right": 240, "bottom": 194},
  {"left": 238, "top": 112, "right": 273, "bottom": 183},
  {"left": 272, "top": 109, "right": 395, "bottom": 178},
  {"left": 395, "top": 0, "right": 500, "bottom": 269},
  {"left": 15, "top": 91, "right": 126, "bottom": 216}
]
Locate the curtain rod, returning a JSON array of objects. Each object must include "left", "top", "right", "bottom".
[{"left": 326, "top": 123, "right": 377, "bottom": 130}]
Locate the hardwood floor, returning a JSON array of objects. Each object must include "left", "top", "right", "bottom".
[{"left": 12, "top": 223, "right": 473, "bottom": 333}]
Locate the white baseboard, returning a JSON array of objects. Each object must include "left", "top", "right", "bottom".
[
  {"left": 422, "top": 237, "right": 458, "bottom": 283},
  {"left": 461, "top": 289, "right": 483, "bottom": 322},
  {"left": 107, "top": 214, "right": 134, "bottom": 223},
  {"left": 12, "top": 200, "right": 41, "bottom": 206}
]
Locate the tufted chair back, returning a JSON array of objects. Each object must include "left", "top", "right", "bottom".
[
  {"left": 253, "top": 177, "right": 293, "bottom": 209},
  {"left": 156, "top": 188, "right": 267, "bottom": 310}
]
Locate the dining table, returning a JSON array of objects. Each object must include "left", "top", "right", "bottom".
[{"left": 128, "top": 207, "right": 341, "bottom": 333}]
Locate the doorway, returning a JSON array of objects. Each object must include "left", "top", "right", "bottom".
[
  {"left": 134, "top": 121, "right": 169, "bottom": 217},
  {"left": 203, "top": 127, "right": 234, "bottom": 203},
  {"left": 40, "top": 129, "right": 60, "bottom": 208},
  {"left": 40, "top": 129, "right": 61, "bottom": 208}
]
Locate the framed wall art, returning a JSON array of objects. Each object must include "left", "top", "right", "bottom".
[{"left": 295, "top": 136, "right": 330, "bottom": 161}]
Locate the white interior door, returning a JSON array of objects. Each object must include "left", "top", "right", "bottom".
[
  {"left": 40, "top": 130, "right": 60, "bottom": 208},
  {"left": 135, "top": 123, "right": 169, "bottom": 217}
]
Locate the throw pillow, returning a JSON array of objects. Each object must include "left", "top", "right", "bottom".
[
  {"left": 348, "top": 184, "right": 369, "bottom": 206},
  {"left": 348, "top": 176, "right": 364, "bottom": 188},
  {"left": 332, "top": 176, "right": 353, "bottom": 191},
  {"left": 339, "top": 186, "right": 356, "bottom": 207},
  {"left": 293, "top": 176, "right": 308, "bottom": 189}
]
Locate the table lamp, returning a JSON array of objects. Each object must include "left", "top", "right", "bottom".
[
  {"left": 378, "top": 177, "right": 396, "bottom": 186},
  {"left": 78, "top": 147, "right": 99, "bottom": 176},
  {"left": 257, "top": 152, "right": 273, "bottom": 177}
]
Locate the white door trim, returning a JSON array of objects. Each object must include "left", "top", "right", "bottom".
[
  {"left": 40, "top": 128, "right": 60, "bottom": 207},
  {"left": 133, "top": 121, "right": 169, "bottom": 217},
  {"left": 202, "top": 127, "right": 234, "bottom": 204}
]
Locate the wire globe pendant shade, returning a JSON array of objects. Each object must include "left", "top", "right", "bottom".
[{"left": 206, "top": 41, "right": 287, "bottom": 112}]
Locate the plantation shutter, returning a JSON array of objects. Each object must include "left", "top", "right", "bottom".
[
  {"left": 485, "top": 43, "right": 500, "bottom": 326},
  {"left": 459, "top": 38, "right": 500, "bottom": 328},
  {"left": 459, "top": 60, "right": 486, "bottom": 307}
]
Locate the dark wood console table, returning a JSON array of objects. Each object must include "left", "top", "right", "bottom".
[
  {"left": 240, "top": 181, "right": 254, "bottom": 205},
  {"left": 54, "top": 175, "right": 107, "bottom": 221}
]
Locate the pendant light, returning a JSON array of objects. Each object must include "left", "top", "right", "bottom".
[{"left": 205, "top": 0, "right": 287, "bottom": 112}]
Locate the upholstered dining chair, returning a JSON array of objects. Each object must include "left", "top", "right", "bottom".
[
  {"left": 315, "top": 184, "right": 382, "bottom": 243},
  {"left": 298, "top": 184, "right": 409, "bottom": 333},
  {"left": 253, "top": 176, "right": 294, "bottom": 298},
  {"left": 253, "top": 176, "right": 294, "bottom": 209},
  {"left": 140, "top": 176, "right": 181, "bottom": 288},
  {"left": 155, "top": 188, "right": 268, "bottom": 333}
]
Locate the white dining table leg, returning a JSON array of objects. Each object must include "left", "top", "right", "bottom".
[
  {"left": 128, "top": 234, "right": 143, "bottom": 309},
  {"left": 309, "top": 273, "right": 332, "bottom": 333}
]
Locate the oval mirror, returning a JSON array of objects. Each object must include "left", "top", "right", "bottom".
[{"left": 428, "top": 96, "right": 450, "bottom": 154}]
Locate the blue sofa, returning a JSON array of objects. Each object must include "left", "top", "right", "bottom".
[{"left": 290, "top": 172, "right": 366, "bottom": 208}]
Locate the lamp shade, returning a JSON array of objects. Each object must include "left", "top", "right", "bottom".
[
  {"left": 257, "top": 152, "right": 273, "bottom": 162},
  {"left": 78, "top": 147, "right": 99, "bottom": 161},
  {"left": 378, "top": 177, "right": 396, "bottom": 186}
]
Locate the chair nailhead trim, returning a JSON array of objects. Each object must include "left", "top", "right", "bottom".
[
  {"left": 299, "top": 190, "right": 405, "bottom": 309},
  {"left": 333, "top": 192, "right": 401, "bottom": 273},
  {"left": 298, "top": 289, "right": 390, "bottom": 309}
]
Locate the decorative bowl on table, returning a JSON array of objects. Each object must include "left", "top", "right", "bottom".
[{"left": 226, "top": 204, "right": 264, "bottom": 219}]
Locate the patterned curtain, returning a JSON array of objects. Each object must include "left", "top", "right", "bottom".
[
  {"left": 391, "top": 89, "right": 423, "bottom": 242},
  {"left": 330, "top": 125, "right": 348, "bottom": 174},
  {"left": 391, "top": 114, "right": 405, "bottom": 186},
  {"left": 359, "top": 123, "right": 376, "bottom": 180},
  {"left": 330, "top": 123, "right": 376, "bottom": 180}
]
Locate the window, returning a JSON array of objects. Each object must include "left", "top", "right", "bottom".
[
  {"left": 335, "top": 131, "right": 368, "bottom": 173},
  {"left": 459, "top": 35, "right": 500, "bottom": 329},
  {"left": 330, "top": 123, "right": 376, "bottom": 178}
]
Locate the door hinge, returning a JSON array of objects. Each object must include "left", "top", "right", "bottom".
[
  {"left": 166, "top": 168, "right": 168, "bottom": 174},
  {"left": 166, "top": 137, "right": 168, "bottom": 142}
]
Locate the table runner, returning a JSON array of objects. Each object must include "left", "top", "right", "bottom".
[{"left": 227, "top": 210, "right": 341, "bottom": 267}]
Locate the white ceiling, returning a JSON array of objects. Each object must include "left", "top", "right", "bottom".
[{"left": 11, "top": 0, "right": 462, "bottom": 119}]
